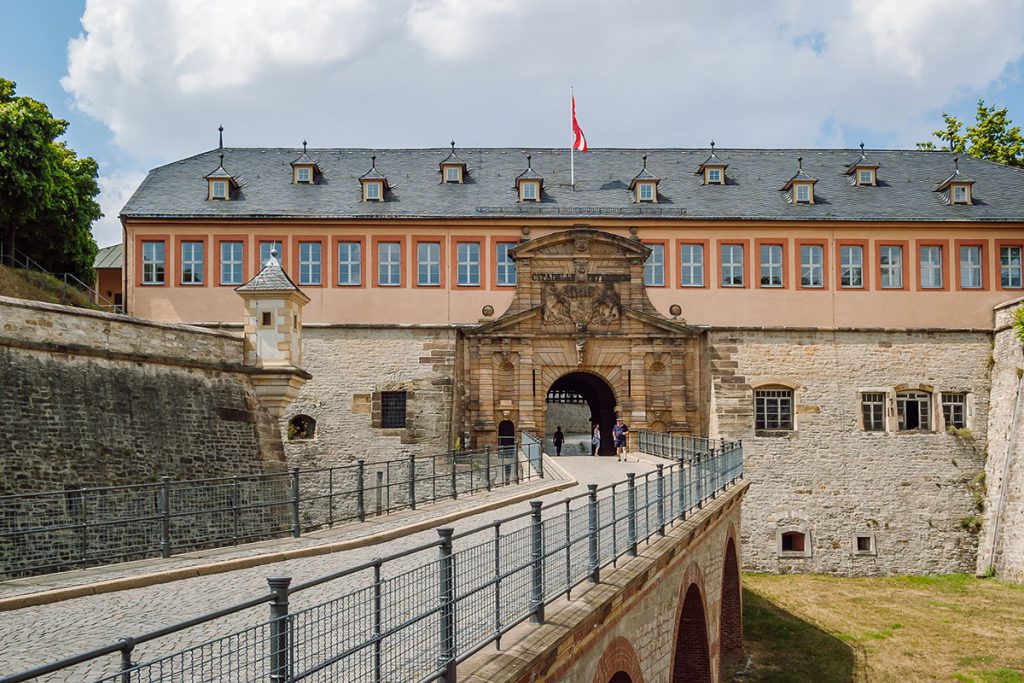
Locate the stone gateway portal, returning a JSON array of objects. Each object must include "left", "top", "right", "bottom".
[{"left": 461, "top": 227, "right": 706, "bottom": 452}]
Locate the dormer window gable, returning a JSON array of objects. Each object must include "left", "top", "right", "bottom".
[
  {"left": 439, "top": 140, "right": 468, "bottom": 184},
  {"left": 290, "top": 140, "right": 322, "bottom": 184},
  {"left": 205, "top": 153, "right": 239, "bottom": 201},
  {"left": 695, "top": 141, "right": 728, "bottom": 185},
  {"left": 781, "top": 157, "right": 817, "bottom": 204},
  {"left": 629, "top": 155, "right": 660, "bottom": 203},
  {"left": 359, "top": 155, "right": 390, "bottom": 202},
  {"left": 933, "top": 157, "right": 975, "bottom": 206},
  {"left": 515, "top": 154, "right": 543, "bottom": 202},
  {"left": 844, "top": 143, "right": 879, "bottom": 186}
]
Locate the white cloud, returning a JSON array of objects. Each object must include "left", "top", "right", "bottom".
[
  {"left": 92, "top": 170, "right": 146, "bottom": 247},
  {"left": 62, "top": 0, "right": 1024, "bottom": 220}
]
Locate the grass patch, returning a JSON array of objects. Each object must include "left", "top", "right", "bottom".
[
  {"left": 0, "top": 264, "right": 98, "bottom": 309},
  {"left": 742, "top": 573, "right": 1024, "bottom": 682}
]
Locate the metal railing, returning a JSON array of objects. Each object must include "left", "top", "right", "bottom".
[
  {"left": 636, "top": 430, "right": 718, "bottom": 461},
  {"left": 0, "top": 242, "right": 122, "bottom": 313},
  {"left": 2, "top": 438, "right": 742, "bottom": 683},
  {"left": 0, "top": 444, "right": 538, "bottom": 580}
]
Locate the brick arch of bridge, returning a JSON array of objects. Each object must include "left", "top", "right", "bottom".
[
  {"left": 720, "top": 524, "right": 743, "bottom": 668},
  {"left": 670, "top": 560, "right": 714, "bottom": 682},
  {"left": 545, "top": 369, "right": 620, "bottom": 456},
  {"left": 591, "top": 635, "right": 645, "bottom": 683}
]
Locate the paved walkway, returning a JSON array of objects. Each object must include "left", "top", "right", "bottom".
[{"left": 0, "top": 454, "right": 659, "bottom": 681}]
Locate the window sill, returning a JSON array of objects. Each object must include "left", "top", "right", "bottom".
[
  {"left": 777, "top": 551, "right": 812, "bottom": 559},
  {"left": 755, "top": 430, "right": 795, "bottom": 438}
]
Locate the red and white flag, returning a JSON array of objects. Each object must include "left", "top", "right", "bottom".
[{"left": 572, "top": 95, "right": 588, "bottom": 152}]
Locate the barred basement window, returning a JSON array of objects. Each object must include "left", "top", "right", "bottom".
[
  {"left": 896, "top": 390, "right": 931, "bottom": 431},
  {"left": 754, "top": 388, "right": 793, "bottom": 431},
  {"left": 381, "top": 391, "right": 407, "bottom": 428},
  {"left": 942, "top": 393, "right": 967, "bottom": 429},
  {"left": 861, "top": 392, "right": 886, "bottom": 432}
]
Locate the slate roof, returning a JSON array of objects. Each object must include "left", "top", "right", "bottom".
[
  {"left": 236, "top": 254, "right": 302, "bottom": 293},
  {"left": 93, "top": 243, "right": 122, "bottom": 269},
  {"left": 121, "top": 147, "right": 1024, "bottom": 222}
]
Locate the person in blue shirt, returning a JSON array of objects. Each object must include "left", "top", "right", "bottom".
[{"left": 613, "top": 418, "right": 629, "bottom": 461}]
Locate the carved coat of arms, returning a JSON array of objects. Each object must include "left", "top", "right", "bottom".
[{"left": 542, "top": 282, "right": 621, "bottom": 328}]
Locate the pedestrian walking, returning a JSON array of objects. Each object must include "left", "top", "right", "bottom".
[
  {"left": 592, "top": 424, "right": 601, "bottom": 456},
  {"left": 613, "top": 418, "right": 629, "bottom": 461},
  {"left": 553, "top": 426, "right": 565, "bottom": 456}
]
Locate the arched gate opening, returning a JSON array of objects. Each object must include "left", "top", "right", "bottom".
[{"left": 546, "top": 372, "right": 617, "bottom": 456}]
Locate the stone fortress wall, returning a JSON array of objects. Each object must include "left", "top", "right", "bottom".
[
  {"left": 0, "top": 296, "right": 285, "bottom": 494},
  {"left": 979, "top": 300, "right": 1024, "bottom": 581},
  {"left": 710, "top": 327, "right": 991, "bottom": 575}
]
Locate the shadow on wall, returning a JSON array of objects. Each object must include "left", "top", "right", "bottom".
[{"left": 740, "top": 587, "right": 857, "bottom": 682}]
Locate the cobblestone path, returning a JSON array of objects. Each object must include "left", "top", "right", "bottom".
[{"left": 0, "top": 455, "right": 656, "bottom": 681}]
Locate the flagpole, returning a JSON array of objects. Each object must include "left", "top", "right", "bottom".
[{"left": 570, "top": 86, "right": 575, "bottom": 191}]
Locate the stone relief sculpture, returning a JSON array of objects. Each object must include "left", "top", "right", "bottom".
[{"left": 542, "top": 282, "right": 621, "bottom": 328}]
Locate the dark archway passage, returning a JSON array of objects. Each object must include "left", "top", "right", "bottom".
[
  {"left": 720, "top": 537, "right": 743, "bottom": 673},
  {"left": 671, "top": 583, "right": 712, "bottom": 683},
  {"left": 547, "top": 372, "right": 617, "bottom": 456},
  {"left": 497, "top": 419, "right": 516, "bottom": 458},
  {"left": 608, "top": 673, "right": 633, "bottom": 683}
]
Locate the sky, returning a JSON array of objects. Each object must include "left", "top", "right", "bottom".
[{"left": 3, "top": 0, "right": 1024, "bottom": 248}]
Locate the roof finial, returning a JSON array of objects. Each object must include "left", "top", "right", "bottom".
[
  {"left": 710, "top": 141, "right": 715, "bottom": 151},
  {"left": 218, "top": 124, "right": 223, "bottom": 150},
  {"left": 954, "top": 156, "right": 960, "bottom": 172},
  {"left": 270, "top": 247, "right": 278, "bottom": 259},
  {"left": 450, "top": 140, "right": 456, "bottom": 152},
  {"left": 219, "top": 152, "right": 224, "bottom": 167},
  {"left": 797, "top": 156, "right": 803, "bottom": 171},
  {"left": 526, "top": 154, "right": 532, "bottom": 168},
  {"left": 859, "top": 141, "right": 865, "bottom": 156},
  {"left": 302, "top": 140, "right": 307, "bottom": 153},
  {"left": 371, "top": 154, "right": 377, "bottom": 169},
  {"left": 642, "top": 154, "right": 648, "bottom": 169}
]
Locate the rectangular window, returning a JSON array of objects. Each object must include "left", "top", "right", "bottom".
[
  {"left": 959, "top": 245, "right": 982, "bottom": 289},
  {"left": 180, "top": 241, "right": 204, "bottom": 285},
  {"left": 521, "top": 182, "right": 537, "bottom": 201},
  {"left": 897, "top": 391, "right": 931, "bottom": 431},
  {"left": 858, "top": 169, "right": 873, "bottom": 185},
  {"left": 720, "top": 244, "right": 744, "bottom": 287},
  {"left": 920, "top": 245, "right": 943, "bottom": 289},
  {"left": 800, "top": 244, "right": 824, "bottom": 288},
  {"left": 1001, "top": 246, "right": 1022, "bottom": 288},
  {"left": 953, "top": 185, "right": 967, "bottom": 203},
  {"left": 760, "top": 244, "right": 783, "bottom": 287},
  {"left": 377, "top": 242, "right": 401, "bottom": 286},
  {"left": 381, "top": 391, "right": 407, "bottom": 428},
  {"left": 299, "top": 242, "right": 321, "bottom": 286},
  {"left": 496, "top": 242, "right": 517, "bottom": 286},
  {"left": 219, "top": 241, "right": 243, "bottom": 285},
  {"left": 795, "top": 184, "right": 810, "bottom": 203},
  {"left": 365, "top": 182, "right": 381, "bottom": 200},
  {"left": 840, "top": 245, "right": 863, "bottom": 288},
  {"left": 417, "top": 242, "right": 441, "bottom": 286},
  {"left": 211, "top": 180, "right": 226, "bottom": 199},
  {"left": 260, "top": 241, "right": 283, "bottom": 268},
  {"left": 942, "top": 393, "right": 967, "bottom": 429},
  {"left": 644, "top": 244, "right": 665, "bottom": 286},
  {"left": 707, "top": 168, "right": 721, "bottom": 183},
  {"left": 337, "top": 242, "right": 361, "bottom": 286},
  {"left": 296, "top": 167, "right": 311, "bottom": 183},
  {"left": 142, "top": 241, "right": 165, "bottom": 285},
  {"left": 880, "top": 245, "right": 904, "bottom": 289},
  {"left": 639, "top": 183, "right": 654, "bottom": 201},
  {"left": 861, "top": 392, "right": 885, "bottom": 432},
  {"left": 445, "top": 167, "right": 460, "bottom": 182},
  {"left": 680, "top": 244, "right": 705, "bottom": 287},
  {"left": 755, "top": 388, "right": 793, "bottom": 431},
  {"left": 457, "top": 242, "right": 481, "bottom": 286}
]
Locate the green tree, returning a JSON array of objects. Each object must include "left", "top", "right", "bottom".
[
  {"left": 917, "top": 99, "right": 1024, "bottom": 167},
  {"left": 0, "top": 78, "right": 100, "bottom": 282}
]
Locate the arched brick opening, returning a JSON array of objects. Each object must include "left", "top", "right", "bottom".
[
  {"left": 591, "top": 636, "right": 644, "bottom": 683},
  {"left": 720, "top": 536, "right": 743, "bottom": 670},
  {"left": 671, "top": 583, "right": 712, "bottom": 683}
]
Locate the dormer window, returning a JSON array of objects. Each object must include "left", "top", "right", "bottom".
[
  {"left": 211, "top": 180, "right": 226, "bottom": 199},
  {"left": 696, "top": 142, "right": 728, "bottom": 186},
  {"left": 858, "top": 168, "right": 874, "bottom": 185},
  {"left": 706, "top": 167, "right": 722, "bottom": 184},
  {"left": 781, "top": 156, "right": 817, "bottom": 205},
  {"left": 295, "top": 166, "right": 312, "bottom": 183},
  {"left": 795, "top": 183, "right": 811, "bottom": 203},
  {"left": 359, "top": 154, "right": 390, "bottom": 202},
  {"left": 629, "top": 154, "right": 660, "bottom": 203},
  {"left": 204, "top": 150, "right": 238, "bottom": 201},
  {"left": 439, "top": 141, "right": 468, "bottom": 185},
  {"left": 515, "top": 154, "right": 543, "bottom": 202},
  {"left": 933, "top": 157, "right": 975, "bottom": 206},
  {"left": 520, "top": 180, "right": 539, "bottom": 201},
  {"left": 952, "top": 184, "right": 970, "bottom": 204},
  {"left": 444, "top": 166, "right": 462, "bottom": 183},
  {"left": 290, "top": 141, "right": 321, "bottom": 185},
  {"left": 845, "top": 144, "right": 879, "bottom": 187}
]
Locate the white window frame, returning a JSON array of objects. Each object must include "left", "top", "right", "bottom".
[
  {"left": 840, "top": 245, "right": 864, "bottom": 288},
  {"left": 142, "top": 241, "right": 165, "bottom": 285},
  {"left": 337, "top": 242, "right": 361, "bottom": 286},
  {"left": 959, "top": 245, "right": 982, "bottom": 289},
  {"left": 952, "top": 185, "right": 968, "bottom": 204},
  {"left": 644, "top": 244, "right": 665, "bottom": 286},
  {"left": 521, "top": 181, "right": 538, "bottom": 201},
  {"left": 1001, "top": 246, "right": 1023, "bottom": 289},
  {"left": 800, "top": 244, "right": 823, "bottom": 288},
  {"left": 861, "top": 392, "right": 886, "bottom": 432},
  {"left": 211, "top": 180, "right": 226, "bottom": 199},
  {"left": 942, "top": 392, "right": 968, "bottom": 430},
  {"left": 706, "top": 168, "right": 721, "bottom": 184},
  {"left": 638, "top": 182, "right": 654, "bottom": 202},
  {"left": 760, "top": 244, "right": 783, "bottom": 288},
  {"left": 858, "top": 169, "right": 873, "bottom": 185},
  {"left": 377, "top": 242, "right": 401, "bottom": 286},
  {"left": 920, "top": 245, "right": 943, "bottom": 289},
  {"left": 880, "top": 245, "right": 904, "bottom": 289},
  {"left": 496, "top": 242, "right": 517, "bottom": 287},
  {"left": 180, "top": 241, "right": 204, "bottom": 285},
  {"left": 299, "top": 242, "right": 322, "bottom": 286},
  {"left": 296, "top": 166, "right": 311, "bottom": 183},
  {"left": 444, "top": 166, "right": 461, "bottom": 183},
  {"left": 680, "top": 244, "right": 705, "bottom": 287},
  {"left": 417, "top": 242, "right": 441, "bottom": 287},
  {"left": 720, "top": 244, "right": 744, "bottom": 287},
  {"left": 219, "top": 241, "right": 243, "bottom": 286},
  {"left": 795, "top": 184, "right": 810, "bottom": 203},
  {"left": 896, "top": 390, "right": 932, "bottom": 431},
  {"left": 457, "top": 242, "right": 481, "bottom": 287},
  {"left": 365, "top": 181, "right": 382, "bottom": 201}
]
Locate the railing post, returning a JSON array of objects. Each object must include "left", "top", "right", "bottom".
[
  {"left": 356, "top": 460, "right": 366, "bottom": 523},
  {"left": 267, "top": 576, "right": 292, "bottom": 683},
  {"left": 529, "top": 500, "right": 545, "bottom": 624},
  {"left": 118, "top": 636, "right": 136, "bottom": 683},
  {"left": 587, "top": 484, "right": 600, "bottom": 584},
  {"left": 408, "top": 452, "right": 417, "bottom": 511},
  {"left": 290, "top": 467, "right": 301, "bottom": 538},
  {"left": 627, "top": 473, "right": 638, "bottom": 557},
  {"left": 77, "top": 488, "right": 88, "bottom": 570},
  {"left": 485, "top": 446, "right": 492, "bottom": 491},
  {"left": 656, "top": 464, "right": 665, "bottom": 537},
  {"left": 450, "top": 449, "right": 458, "bottom": 500},
  {"left": 375, "top": 471, "right": 384, "bottom": 516},
  {"left": 231, "top": 476, "right": 240, "bottom": 545},
  {"left": 437, "top": 528, "right": 457, "bottom": 682},
  {"left": 679, "top": 456, "right": 687, "bottom": 521},
  {"left": 328, "top": 467, "right": 335, "bottom": 527},
  {"left": 493, "top": 522, "right": 503, "bottom": 650},
  {"left": 373, "top": 560, "right": 383, "bottom": 683},
  {"left": 536, "top": 440, "right": 544, "bottom": 478},
  {"left": 158, "top": 477, "right": 171, "bottom": 558}
]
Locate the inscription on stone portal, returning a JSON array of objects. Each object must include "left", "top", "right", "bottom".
[{"left": 542, "top": 282, "right": 621, "bottom": 328}]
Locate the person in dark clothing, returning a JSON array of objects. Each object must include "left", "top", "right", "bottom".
[
  {"left": 553, "top": 426, "right": 565, "bottom": 456},
  {"left": 613, "top": 418, "right": 629, "bottom": 461}
]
